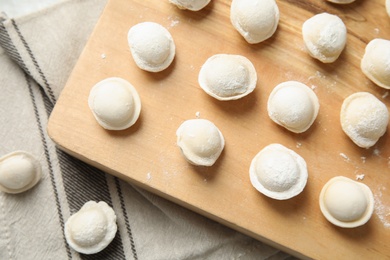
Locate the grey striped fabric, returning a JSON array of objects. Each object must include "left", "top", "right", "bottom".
[{"left": 0, "top": 0, "right": 295, "bottom": 259}]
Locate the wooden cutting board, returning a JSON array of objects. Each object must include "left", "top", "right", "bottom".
[{"left": 47, "top": 0, "right": 390, "bottom": 258}]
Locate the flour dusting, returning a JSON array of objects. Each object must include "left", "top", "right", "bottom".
[
  {"left": 388, "top": 157, "right": 390, "bottom": 168},
  {"left": 308, "top": 71, "right": 326, "bottom": 81},
  {"left": 355, "top": 174, "right": 365, "bottom": 181},
  {"left": 374, "top": 148, "right": 381, "bottom": 156},
  {"left": 339, "top": 152, "right": 350, "bottom": 162},
  {"left": 168, "top": 15, "right": 180, "bottom": 28},
  {"left": 374, "top": 186, "right": 390, "bottom": 228},
  {"left": 361, "top": 156, "right": 366, "bottom": 163}
]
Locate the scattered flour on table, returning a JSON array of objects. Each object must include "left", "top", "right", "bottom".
[
  {"left": 382, "top": 91, "right": 389, "bottom": 99},
  {"left": 361, "top": 156, "right": 366, "bottom": 163},
  {"left": 101, "top": 53, "right": 106, "bottom": 59},
  {"left": 195, "top": 111, "right": 200, "bottom": 118},
  {"left": 336, "top": 151, "right": 389, "bottom": 228},
  {"left": 339, "top": 152, "right": 365, "bottom": 175},
  {"left": 146, "top": 172, "right": 152, "bottom": 181},
  {"left": 308, "top": 71, "right": 338, "bottom": 94},
  {"left": 296, "top": 142, "right": 302, "bottom": 148},
  {"left": 373, "top": 148, "right": 381, "bottom": 156},
  {"left": 339, "top": 152, "right": 350, "bottom": 162},
  {"left": 168, "top": 15, "right": 180, "bottom": 28},
  {"left": 374, "top": 186, "right": 390, "bottom": 228},
  {"left": 355, "top": 174, "right": 365, "bottom": 181},
  {"left": 388, "top": 157, "right": 390, "bottom": 168},
  {"left": 284, "top": 70, "right": 293, "bottom": 79},
  {"left": 308, "top": 71, "right": 325, "bottom": 80}
]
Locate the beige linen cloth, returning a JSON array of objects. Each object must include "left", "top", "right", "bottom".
[{"left": 0, "top": 0, "right": 295, "bottom": 259}]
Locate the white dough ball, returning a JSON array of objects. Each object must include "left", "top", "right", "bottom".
[
  {"left": 361, "top": 38, "right": 390, "bottom": 89},
  {"left": 326, "top": 0, "right": 356, "bottom": 4},
  {"left": 302, "top": 13, "right": 347, "bottom": 63},
  {"left": 319, "top": 176, "right": 374, "bottom": 228},
  {"left": 169, "top": 0, "right": 211, "bottom": 11},
  {"left": 128, "top": 22, "right": 175, "bottom": 72},
  {"left": 64, "top": 201, "right": 117, "bottom": 254},
  {"left": 176, "top": 119, "right": 225, "bottom": 166},
  {"left": 340, "top": 92, "right": 389, "bottom": 148},
  {"left": 198, "top": 54, "right": 257, "bottom": 101},
  {"left": 230, "top": 0, "right": 279, "bottom": 44}
]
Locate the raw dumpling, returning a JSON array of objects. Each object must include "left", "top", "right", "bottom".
[
  {"left": 198, "top": 54, "right": 257, "bottom": 101},
  {"left": 302, "top": 13, "right": 347, "bottom": 63},
  {"left": 64, "top": 201, "right": 117, "bottom": 254},
  {"left": 387, "top": 0, "right": 390, "bottom": 17},
  {"left": 169, "top": 0, "right": 211, "bottom": 11},
  {"left": 88, "top": 77, "right": 141, "bottom": 130},
  {"left": 176, "top": 119, "right": 224, "bottom": 166},
  {"left": 267, "top": 81, "right": 319, "bottom": 133},
  {"left": 326, "top": 0, "right": 356, "bottom": 4},
  {"left": 340, "top": 92, "right": 389, "bottom": 148},
  {"left": 319, "top": 176, "right": 374, "bottom": 228},
  {"left": 361, "top": 38, "right": 390, "bottom": 89},
  {"left": 0, "top": 151, "right": 41, "bottom": 194},
  {"left": 249, "top": 143, "right": 308, "bottom": 200},
  {"left": 128, "top": 22, "right": 175, "bottom": 72},
  {"left": 230, "top": 0, "right": 279, "bottom": 44}
]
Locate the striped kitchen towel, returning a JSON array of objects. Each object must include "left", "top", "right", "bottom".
[{"left": 0, "top": 0, "right": 294, "bottom": 259}]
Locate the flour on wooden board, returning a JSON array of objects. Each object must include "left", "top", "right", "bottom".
[
  {"left": 355, "top": 174, "right": 365, "bottom": 181},
  {"left": 339, "top": 152, "right": 350, "bottom": 162},
  {"left": 168, "top": 15, "right": 180, "bottom": 28},
  {"left": 374, "top": 186, "right": 390, "bottom": 229},
  {"left": 308, "top": 71, "right": 338, "bottom": 94},
  {"left": 338, "top": 151, "right": 389, "bottom": 228}
]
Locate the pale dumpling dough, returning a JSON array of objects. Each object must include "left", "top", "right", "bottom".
[
  {"left": 267, "top": 81, "right": 319, "bottom": 133},
  {"left": 340, "top": 92, "right": 389, "bottom": 148},
  {"left": 361, "top": 38, "right": 390, "bottom": 89},
  {"left": 319, "top": 176, "right": 374, "bottom": 228},
  {"left": 65, "top": 201, "right": 117, "bottom": 254},
  {"left": 128, "top": 22, "right": 175, "bottom": 72},
  {"left": 230, "top": 0, "right": 279, "bottom": 44},
  {"left": 302, "top": 13, "right": 347, "bottom": 63},
  {"left": 249, "top": 143, "right": 308, "bottom": 200},
  {"left": 169, "top": 0, "right": 211, "bottom": 11},
  {"left": 88, "top": 77, "right": 141, "bottom": 130},
  {"left": 176, "top": 119, "right": 224, "bottom": 166},
  {"left": 387, "top": 0, "right": 390, "bottom": 17},
  {"left": 0, "top": 151, "right": 41, "bottom": 194},
  {"left": 326, "top": 0, "right": 356, "bottom": 4},
  {"left": 198, "top": 54, "right": 257, "bottom": 101}
]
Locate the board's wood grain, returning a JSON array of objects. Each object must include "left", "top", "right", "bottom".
[{"left": 47, "top": 0, "right": 390, "bottom": 259}]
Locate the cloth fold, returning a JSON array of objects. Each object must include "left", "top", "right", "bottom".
[{"left": 0, "top": 0, "right": 294, "bottom": 259}]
